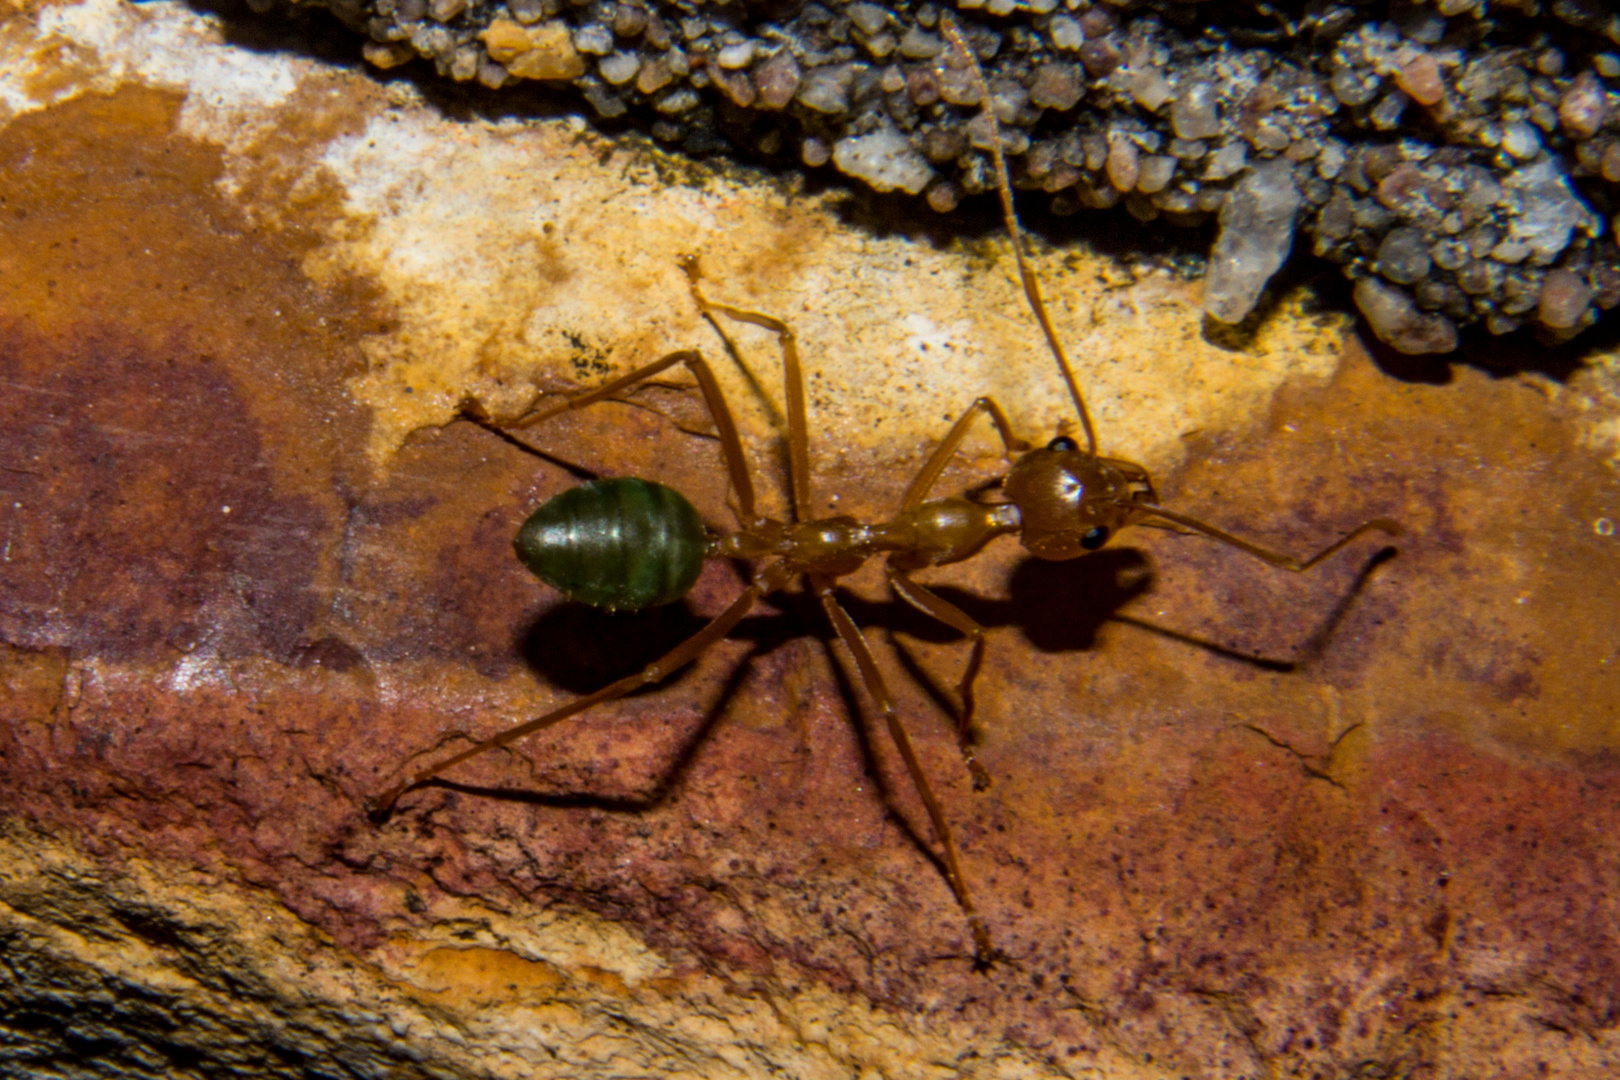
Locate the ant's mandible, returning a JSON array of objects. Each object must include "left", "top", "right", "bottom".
[{"left": 368, "top": 18, "right": 1400, "bottom": 966}]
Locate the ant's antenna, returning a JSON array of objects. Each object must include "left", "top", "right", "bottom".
[{"left": 940, "top": 15, "right": 1099, "bottom": 457}]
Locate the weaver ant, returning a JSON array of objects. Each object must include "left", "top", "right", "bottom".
[{"left": 368, "top": 18, "right": 1399, "bottom": 965}]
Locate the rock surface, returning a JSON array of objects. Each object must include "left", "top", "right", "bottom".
[{"left": 4, "top": 2, "right": 1620, "bottom": 1078}]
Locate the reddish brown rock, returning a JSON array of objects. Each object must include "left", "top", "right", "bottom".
[{"left": 3, "top": 17, "right": 1620, "bottom": 1080}]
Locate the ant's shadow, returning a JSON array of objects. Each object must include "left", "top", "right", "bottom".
[
  {"left": 438, "top": 552, "right": 1154, "bottom": 853},
  {"left": 515, "top": 548, "right": 1153, "bottom": 697},
  {"left": 512, "top": 541, "right": 1401, "bottom": 707},
  {"left": 421, "top": 544, "right": 1392, "bottom": 874}
]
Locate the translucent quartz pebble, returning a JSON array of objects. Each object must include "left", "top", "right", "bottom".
[{"left": 1203, "top": 158, "right": 1301, "bottom": 324}]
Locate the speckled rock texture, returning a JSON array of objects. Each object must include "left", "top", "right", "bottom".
[
  {"left": 3, "top": 1, "right": 1620, "bottom": 1078},
  {"left": 274, "top": 0, "right": 1620, "bottom": 352}
]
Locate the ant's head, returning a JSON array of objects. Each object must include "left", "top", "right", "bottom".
[{"left": 1002, "top": 436, "right": 1151, "bottom": 560}]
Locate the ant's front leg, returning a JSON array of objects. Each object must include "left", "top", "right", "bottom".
[{"left": 1133, "top": 505, "right": 1402, "bottom": 573}]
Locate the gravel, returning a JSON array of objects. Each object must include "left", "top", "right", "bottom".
[{"left": 328, "top": 0, "right": 1620, "bottom": 354}]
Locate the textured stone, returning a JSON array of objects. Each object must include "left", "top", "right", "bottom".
[
  {"left": 1504, "top": 159, "right": 1599, "bottom": 264},
  {"left": 1204, "top": 158, "right": 1302, "bottom": 323},
  {"left": 832, "top": 128, "right": 933, "bottom": 194},
  {"left": 4, "top": 6, "right": 1620, "bottom": 1079},
  {"left": 1394, "top": 52, "right": 1446, "bottom": 106},
  {"left": 753, "top": 49, "right": 800, "bottom": 110},
  {"left": 480, "top": 18, "right": 586, "bottom": 80},
  {"left": 1539, "top": 267, "right": 1596, "bottom": 329},
  {"left": 1354, "top": 275, "right": 1459, "bottom": 352}
]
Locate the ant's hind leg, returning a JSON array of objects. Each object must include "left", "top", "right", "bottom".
[
  {"left": 888, "top": 567, "right": 993, "bottom": 792},
  {"left": 500, "top": 347, "right": 761, "bottom": 527},
  {"left": 816, "top": 577, "right": 994, "bottom": 965},
  {"left": 679, "top": 256, "right": 813, "bottom": 524},
  {"left": 368, "top": 560, "right": 793, "bottom": 819}
]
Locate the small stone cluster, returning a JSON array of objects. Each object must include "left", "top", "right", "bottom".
[{"left": 288, "top": 0, "right": 1620, "bottom": 353}]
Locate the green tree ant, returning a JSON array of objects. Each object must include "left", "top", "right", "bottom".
[{"left": 368, "top": 18, "right": 1399, "bottom": 966}]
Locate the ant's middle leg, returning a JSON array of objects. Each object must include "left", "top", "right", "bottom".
[
  {"left": 368, "top": 559, "right": 794, "bottom": 818},
  {"left": 815, "top": 574, "right": 994, "bottom": 964},
  {"left": 679, "top": 255, "right": 812, "bottom": 524},
  {"left": 887, "top": 566, "right": 994, "bottom": 792},
  {"left": 500, "top": 348, "right": 762, "bottom": 528}
]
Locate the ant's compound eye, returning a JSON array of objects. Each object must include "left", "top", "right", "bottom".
[
  {"left": 1080, "top": 526, "right": 1109, "bottom": 551},
  {"left": 1047, "top": 435, "right": 1079, "bottom": 453}
]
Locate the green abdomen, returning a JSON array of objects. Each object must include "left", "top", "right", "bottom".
[{"left": 515, "top": 478, "right": 708, "bottom": 611}]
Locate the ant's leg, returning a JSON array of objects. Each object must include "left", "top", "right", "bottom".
[
  {"left": 815, "top": 576, "right": 993, "bottom": 965},
  {"left": 887, "top": 567, "right": 993, "bottom": 792},
  {"left": 505, "top": 348, "right": 760, "bottom": 527},
  {"left": 901, "top": 397, "right": 1028, "bottom": 512},
  {"left": 941, "top": 15, "right": 1099, "bottom": 456},
  {"left": 1133, "top": 505, "right": 1402, "bottom": 572},
  {"left": 369, "top": 560, "right": 794, "bottom": 818},
  {"left": 679, "top": 256, "right": 812, "bottom": 524}
]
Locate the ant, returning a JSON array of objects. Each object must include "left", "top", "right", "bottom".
[{"left": 368, "top": 17, "right": 1399, "bottom": 966}]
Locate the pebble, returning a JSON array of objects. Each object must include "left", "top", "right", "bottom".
[
  {"left": 508, "top": 0, "right": 543, "bottom": 25},
  {"left": 1049, "top": 16, "right": 1083, "bottom": 52},
  {"left": 717, "top": 41, "right": 755, "bottom": 70},
  {"left": 599, "top": 51, "right": 639, "bottom": 86},
  {"left": 1559, "top": 72, "right": 1608, "bottom": 139},
  {"left": 655, "top": 88, "right": 699, "bottom": 115},
  {"left": 428, "top": 0, "right": 466, "bottom": 23},
  {"left": 1354, "top": 277, "right": 1458, "bottom": 353},
  {"left": 481, "top": 19, "right": 585, "bottom": 81},
  {"left": 926, "top": 180, "right": 961, "bottom": 213},
  {"left": 1128, "top": 69, "right": 1172, "bottom": 112},
  {"left": 847, "top": 3, "right": 887, "bottom": 36},
  {"left": 1106, "top": 135, "right": 1140, "bottom": 193},
  {"left": 574, "top": 24, "right": 613, "bottom": 56},
  {"left": 1504, "top": 160, "right": 1599, "bottom": 265},
  {"left": 1377, "top": 227, "right": 1432, "bottom": 285},
  {"left": 1500, "top": 123, "right": 1541, "bottom": 161},
  {"left": 1538, "top": 268, "right": 1595, "bottom": 329},
  {"left": 898, "top": 28, "right": 943, "bottom": 60},
  {"left": 797, "top": 63, "right": 853, "bottom": 114},
  {"left": 753, "top": 50, "right": 799, "bottom": 110},
  {"left": 1136, "top": 155, "right": 1175, "bottom": 195},
  {"left": 1205, "top": 159, "right": 1302, "bottom": 325},
  {"left": 612, "top": 4, "right": 646, "bottom": 38},
  {"left": 1394, "top": 54, "right": 1445, "bottom": 106},
  {"left": 1028, "top": 64, "right": 1082, "bottom": 112},
  {"left": 1203, "top": 141, "right": 1247, "bottom": 182},
  {"left": 1171, "top": 82, "right": 1220, "bottom": 140},
  {"left": 635, "top": 57, "right": 671, "bottom": 95},
  {"left": 833, "top": 128, "right": 934, "bottom": 194}
]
